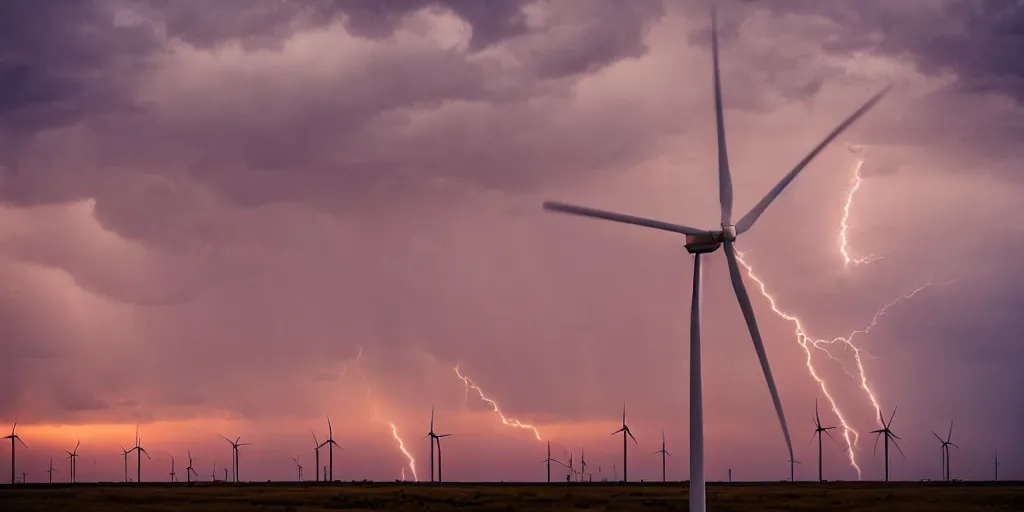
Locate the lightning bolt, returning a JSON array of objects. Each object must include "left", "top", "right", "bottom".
[
  {"left": 388, "top": 422, "right": 419, "bottom": 482},
  {"left": 839, "top": 159, "right": 881, "bottom": 266},
  {"left": 453, "top": 365, "right": 544, "bottom": 441},
  {"left": 345, "top": 345, "right": 419, "bottom": 481},
  {"left": 737, "top": 157, "right": 960, "bottom": 479}
]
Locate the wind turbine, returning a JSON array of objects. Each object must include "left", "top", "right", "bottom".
[
  {"left": 423, "top": 406, "right": 451, "bottom": 483},
  {"left": 323, "top": 417, "right": 342, "bottom": 482},
  {"left": 169, "top": 454, "right": 176, "bottom": 483},
  {"left": 993, "top": 450, "right": 1000, "bottom": 482},
  {"left": 65, "top": 439, "right": 80, "bottom": 483},
  {"left": 186, "top": 451, "right": 198, "bottom": 484},
  {"left": 871, "top": 407, "right": 904, "bottom": 482},
  {"left": 119, "top": 445, "right": 131, "bottom": 483},
  {"left": 3, "top": 421, "right": 27, "bottom": 484},
  {"left": 541, "top": 441, "right": 561, "bottom": 483},
  {"left": 46, "top": 458, "right": 57, "bottom": 484},
  {"left": 810, "top": 399, "right": 838, "bottom": 483},
  {"left": 931, "top": 418, "right": 958, "bottom": 481},
  {"left": 653, "top": 430, "right": 671, "bottom": 483},
  {"left": 580, "top": 448, "right": 591, "bottom": 483},
  {"left": 312, "top": 431, "right": 324, "bottom": 482},
  {"left": 293, "top": 456, "right": 303, "bottom": 482},
  {"left": 128, "top": 427, "right": 151, "bottom": 483},
  {"left": 611, "top": 405, "right": 637, "bottom": 483},
  {"left": 788, "top": 458, "right": 800, "bottom": 482},
  {"left": 541, "top": 8, "right": 890, "bottom": 510},
  {"left": 218, "top": 434, "right": 251, "bottom": 482}
]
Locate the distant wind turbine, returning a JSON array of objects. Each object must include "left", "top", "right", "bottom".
[
  {"left": 293, "top": 456, "right": 303, "bottom": 482},
  {"left": 65, "top": 439, "right": 80, "bottom": 483},
  {"left": 119, "top": 445, "right": 131, "bottom": 483},
  {"left": 218, "top": 434, "right": 251, "bottom": 482},
  {"left": 611, "top": 405, "right": 637, "bottom": 483},
  {"left": 541, "top": 8, "right": 889, "bottom": 512},
  {"left": 423, "top": 406, "right": 451, "bottom": 483},
  {"left": 128, "top": 427, "right": 151, "bottom": 483},
  {"left": 931, "top": 418, "right": 958, "bottom": 481},
  {"left": 3, "top": 421, "right": 27, "bottom": 484},
  {"left": 312, "top": 431, "right": 324, "bottom": 483},
  {"left": 653, "top": 430, "right": 671, "bottom": 483},
  {"left": 810, "top": 399, "right": 838, "bottom": 483},
  {"left": 871, "top": 408, "right": 904, "bottom": 482},
  {"left": 541, "top": 441, "right": 561, "bottom": 483},
  {"left": 788, "top": 458, "right": 800, "bottom": 482},
  {"left": 580, "top": 448, "right": 591, "bottom": 483},
  {"left": 186, "top": 451, "right": 198, "bottom": 484},
  {"left": 324, "top": 417, "right": 342, "bottom": 482},
  {"left": 169, "top": 454, "right": 176, "bottom": 483},
  {"left": 46, "top": 458, "right": 57, "bottom": 484},
  {"left": 993, "top": 450, "right": 1000, "bottom": 482}
]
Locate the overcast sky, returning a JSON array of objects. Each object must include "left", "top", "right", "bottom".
[{"left": 2, "top": 0, "right": 1022, "bottom": 484}]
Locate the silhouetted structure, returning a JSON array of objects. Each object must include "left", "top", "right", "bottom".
[
  {"left": 219, "top": 434, "right": 251, "bottom": 482},
  {"left": 931, "top": 418, "right": 958, "bottom": 481},
  {"left": 871, "top": 408, "right": 904, "bottom": 482},
  {"left": 811, "top": 399, "right": 838, "bottom": 483},
  {"left": 424, "top": 406, "right": 451, "bottom": 483},
  {"left": 128, "top": 427, "right": 151, "bottom": 483},
  {"left": 65, "top": 439, "right": 80, "bottom": 483},
  {"left": 653, "top": 430, "right": 671, "bottom": 483},
  {"left": 186, "top": 452, "right": 198, "bottom": 484},
  {"left": 3, "top": 421, "right": 27, "bottom": 485},
  {"left": 611, "top": 405, "right": 637, "bottom": 482}
]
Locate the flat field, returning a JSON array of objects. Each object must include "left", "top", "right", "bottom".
[{"left": 1, "top": 481, "right": 1021, "bottom": 511}]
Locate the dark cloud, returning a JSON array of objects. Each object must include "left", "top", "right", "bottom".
[{"left": 0, "top": 0, "right": 158, "bottom": 136}]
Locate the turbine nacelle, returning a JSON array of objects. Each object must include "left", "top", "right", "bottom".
[{"left": 685, "top": 232, "right": 724, "bottom": 254}]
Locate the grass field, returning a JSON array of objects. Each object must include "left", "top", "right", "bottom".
[{"left": 1, "top": 481, "right": 1022, "bottom": 511}]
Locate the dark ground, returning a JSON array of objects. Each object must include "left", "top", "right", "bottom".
[{"left": 1, "top": 481, "right": 1022, "bottom": 511}]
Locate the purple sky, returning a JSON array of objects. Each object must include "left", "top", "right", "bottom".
[{"left": 2, "top": 0, "right": 1022, "bottom": 483}]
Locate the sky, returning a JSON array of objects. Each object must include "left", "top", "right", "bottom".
[{"left": 1, "top": 0, "right": 1023, "bottom": 484}]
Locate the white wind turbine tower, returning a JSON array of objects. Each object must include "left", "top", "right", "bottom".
[{"left": 542, "top": 8, "right": 891, "bottom": 512}]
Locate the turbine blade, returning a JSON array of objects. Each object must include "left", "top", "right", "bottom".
[
  {"left": 611, "top": 427, "right": 625, "bottom": 435},
  {"left": 932, "top": 431, "right": 943, "bottom": 443},
  {"left": 807, "top": 431, "right": 818, "bottom": 447},
  {"left": 710, "top": 7, "right": 732, "bottom": 224},
  {"left": 627, "top": 430, "right": 638, "bottom": 444},
  {"left": 823, "top": 429, "right": 839, "bottom": 443},
  {"left": 16, "top": 437, "right": 27, "bottom": 449},
  {"left": 872, "top": 433, "right": 881, "bottom": 457},
  {"left": 949, "top": 442, "right": 960, "bottom": 449},
  {"left": 734, "top": 85, "right": 892, "bottom": 234},
  {"left": 887, "top": 407, "right": 898, "bottom": 428},
  {"left": 947, "top": 418, "right": 954, "bottom": 441},
  {"left": 665, "top": 451, "right": 671, "bottom": 457},
  {"left": 543, "top": 201, "right": 707, "bottom": 236},
  {"left": 218, "top": 434, "right": 232, "bottom": 444},
  {"left": 724, "top": 241, "right": 793, "bottom": 461},
  {"left": 890, "top": 435, "right": 907, "bottom": 459}
]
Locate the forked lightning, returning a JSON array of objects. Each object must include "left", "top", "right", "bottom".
[{"left": 454, "top": 366, "right": 544, "bottom": 441}]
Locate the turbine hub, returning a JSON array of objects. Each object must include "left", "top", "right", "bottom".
[{"left": 721, "top": 224, "right": 737, "bottom": 241}]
